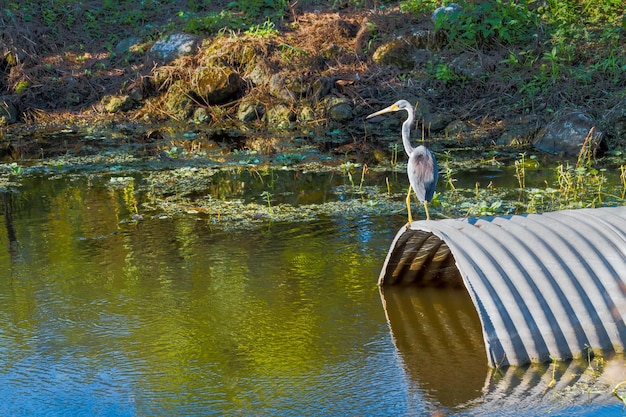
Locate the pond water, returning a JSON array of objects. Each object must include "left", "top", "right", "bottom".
[{"left": 0, "top": 171, "right": 624, "bottom": 416}]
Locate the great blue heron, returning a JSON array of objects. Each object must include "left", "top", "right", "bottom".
[{"left": 366, "top": 99, "right": 438, "bottom": 223}]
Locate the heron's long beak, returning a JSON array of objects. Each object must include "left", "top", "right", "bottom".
[{"left": 366, "top": 103, "right": 399, "bottom": 119}]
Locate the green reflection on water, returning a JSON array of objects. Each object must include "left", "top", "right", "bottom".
[
  {"left": 0, "top": 176, "right": 413, "bottom": 415},
  {"left": 1, "top": 173, "right": 623, "bottom": 416}
]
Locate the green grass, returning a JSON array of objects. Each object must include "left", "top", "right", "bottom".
[{"left": 400, "top": 0, "right": 626, "bottom": 119}]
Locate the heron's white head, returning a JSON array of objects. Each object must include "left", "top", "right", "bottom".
[{"left": 366, "top": 100, "right": 415, "bottom": 119}]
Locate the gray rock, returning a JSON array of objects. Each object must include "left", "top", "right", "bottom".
[
  {"left": 451, "top": 52, "right": 487, "bottom": 78},
  {"left": 247, "top": 59, "right": 272, "bottom": 86},
  {"left": 323, "top": 96, "right": 353, "bottom": 122},
  {"left": 497, "top": 119, "right": 539, "bottom": 146},
  {"left": 534, "top": 112, "right": 603, "bottom": 156},
  {"left": 432, "top": 3, "right": 463, "bottom": 24},
  {"left": 149, "top": 33, "right": 200, "bottom": 63},
  {"left": 115, "top": 37, "right": 142, "bottom": 54},
  {"left": 269, "top": 74, "right": 295, "bottom": 102}
]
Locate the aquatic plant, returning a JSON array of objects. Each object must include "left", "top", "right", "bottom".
[
  {"left": 514, "top": 153, "right": 526, "bottom": 190},
  {"left": 388, "top": 143, "right": 399, "bottom": 167},
  {"left": 619, "top": 165, "right": 626, "bottom": 200},
  {"left": 358, "top": 163, "right": 369, "bottom": 191},
  {"left": 9, "top": 163, "right": 22, "bottom": 176},
  {"left": 613, "top": 380, "right": 626, "bottom": 406},
  {"left": 340, "top": 161, "right": 358, "bottom": 189},
  {"left": 443, "top": 153, "right": 457, "bottom": 192},
  {"left": 547, "top": 355, "right": 559, "bottom": 389},
  {"left": 260, "top": 191, "right": 273, "bottom": 214}
]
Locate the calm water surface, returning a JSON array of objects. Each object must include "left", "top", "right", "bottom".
[{"left": 0, "top": 174, "right": 623, "bottom": 416}]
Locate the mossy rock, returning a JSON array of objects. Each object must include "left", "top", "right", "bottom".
[
  {"left": 102, "top": 94, "right": 135, "bottom": 113},
  {"left": 199, "top": 37, "right": 258, "bottom": 69},
  {"left": 372, "top": 39, "right": 415, "bottom": 70},
  {"left": 285, "top": 76, "right": 310, "bottom": 98},
  {"left": 164, "top": 80, "right": 194, "bottom": 120},
  {"left": 191, "top": 65, "right": 241, "bottom": 104},
  {"left": 298, "top": 106, "right": 316, "bottom": 123},
  {"left": 266, "top": 103, "right": 295, "bottom": 130},
  {"left": 238, "top": 97, "right": 264, "bottom": 122}
]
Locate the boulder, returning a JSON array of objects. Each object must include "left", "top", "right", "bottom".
[
  {"left": 149, "top": 33, "right": 200, "bottom": 63},
  {"left": 323, "top": 96, "right": 353, "bottom": 122},
  {"left": 451, "top": 52, "right": 487, "bottom": 78},
  {"left": 164, "top": 80, "right": 194, "bottom": 120},
  {"left": 372, "top": 39, "right": 415, "bottom": 70},
  {"left": 114, "top": 37, "right": 142, "bottom": 54},
  {"left": 247, "top": 59, "right": 273, "bottom": 86},
  {"left": 496, "top": 119, "right": 539, "bottom": 146},
  {"left": 191, "top": 65, "right": 241, "bottom": 104},
  {"left": 533, "top": 112, "right": 603, "bottom": 156},
  {"left": 237, "top": 97, "right": 264, "bottom": 122},
  {"left": 432, "top": 3, "right": 463, "bottom": 24}
]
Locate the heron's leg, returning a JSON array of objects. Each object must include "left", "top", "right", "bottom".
[
  {"left": 405, "top": 186, "right": 413, "bottom": 227},
  {"left": 423, "top": 201, "right": 431, "bottom": 221}
]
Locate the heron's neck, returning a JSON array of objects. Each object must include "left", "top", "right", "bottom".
[{"left": 401, "top": 106, "right": 414, "bottom": 156}]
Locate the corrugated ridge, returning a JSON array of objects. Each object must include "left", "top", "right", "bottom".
[
  {"left": 517, "top": 213, "right": 617, "bottom": 353},
  {"left": 379, "top": 206, "right": 626, "bottom": 366}
]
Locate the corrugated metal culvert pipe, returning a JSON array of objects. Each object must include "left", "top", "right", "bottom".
[{"left": 379, "top": 206, "right": 626, "bottom": 367}]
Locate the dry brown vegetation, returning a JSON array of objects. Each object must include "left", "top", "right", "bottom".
[{"left": 1, "top": 1, "right": 625, "bottom": 154}]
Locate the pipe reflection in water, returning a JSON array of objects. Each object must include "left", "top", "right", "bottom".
[
  {"left": 379, "top": 286, "right": 488, "bottom": 407},
  {"left": 464, "top": 356, "right": 626, "bottom": 416},
  {"left": 380, "top": 285, "right": 626, "bottom": 414}
]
